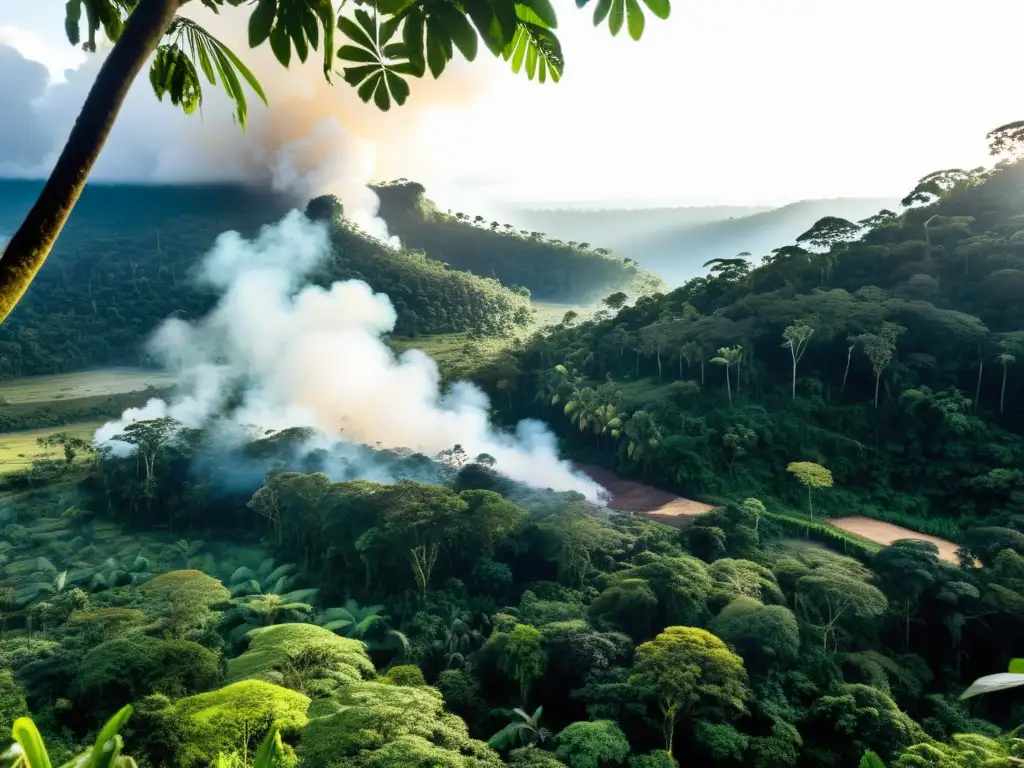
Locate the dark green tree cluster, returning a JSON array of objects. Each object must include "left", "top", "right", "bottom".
[{"left": 373, "top": 181, "right": 665, "bottom": 302}]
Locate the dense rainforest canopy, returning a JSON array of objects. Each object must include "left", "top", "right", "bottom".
[
  {"left": 469, "top": 146, "right": 1024, "bottom": 542},
  {"left": 2, "top": 125, "right": 1024, "bottom": 768},
  {"left": 0, "top": 412, "right": 1021, "bottom": 767}
]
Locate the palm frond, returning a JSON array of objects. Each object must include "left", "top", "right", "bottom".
[{"left": 158, "top": 16, "right": 267, "bottom": 128}]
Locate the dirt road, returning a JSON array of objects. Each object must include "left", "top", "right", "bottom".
[
  {"left": 575, "top": 465, "right": 961, "bottom": 559},
  {"left": 575, "top": 464, "right": 715, "bottom": 528},
  {"left": 827, "top": 515, "right": 961, "bottom": 564}
]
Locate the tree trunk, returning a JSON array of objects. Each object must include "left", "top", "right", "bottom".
[
  {"left": 791, "top": 354, "right": 797, "bottom": 401},
  {"left": 725, "top": 367, "right": 732, "bottom": 408},
  {"left": 0, "top": 0, "right": 181, "bottom": 325},
  {"left": 1001, "top": 364, "right": 1007, "bottom": 413},
  {"left": 700, "top": 361, "right": 705, "bottom": 387},
  {"left": 873, "top": 371, "right": 881, "bottom": 408},
  {"left": 841, "top": 345, "right": 853, "bottom": 395},
  {"left": 975, "top": 359, "right": 983, "bottom": 412},
  {"left": 656, "top": 348, "right": 662, "bottom": 381}
]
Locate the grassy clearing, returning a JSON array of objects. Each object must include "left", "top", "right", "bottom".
[
  {"left": 0, "top": 388, "right": 172, "bottom": 434},
  {"left": 390, "top": 300, "right": 590, "bottom": 381},
  {"left": 388, "top": 333, "right": 514, "bottom": 382},
  {"left": 0, "top": 367, "right": 175, "bottom": 405},
  {"left": 0, "top": 421, "right": 104, "bottom": 474},
  {"left": 532, "top": 300, "right": 592, "bottom": 327}
]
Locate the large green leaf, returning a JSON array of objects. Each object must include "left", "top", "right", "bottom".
[
  {"left": 12, "top": 717, "right": 52, "bottom": 768},
  {"left": 252, "top": 726, "right": 285, "bottom": 768},
  {"left": 859, "top": 752, "right": 886, "bottom": 768},
  {"left": 87, "top": 706, "right": 132, "bottom": 768},
  {"left": 337, "top": 9, "right": 417, "bottom": 110},
  {"left": 1009, "top": 658, "right": 1024, "bottom": 673},
  {"left": 640, "top": 0, "right": 670, "bottom": 19},
  {"left": 501, "top": 6, "right": 564, "bottom": 84},
  {"left": 248, "top": 0, "right": 277, "bottom": 46},
  {"left": 959, "top": 672, "right": 1024, "bottom": 699},
  {"left": 624, "top": 0, "right": 644, "bottom": 40},
  {"left": 589, "top": 0, "right": 668, "bottom": 38}
]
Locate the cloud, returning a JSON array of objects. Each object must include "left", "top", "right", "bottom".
[
  {"left": 0, "top": 45, "right": 52, "bottom": 172},
  {"left": 95, "top": 211, "right": 604, "bottom": 501},
  {"left": 0, "top": 8, "right": 492, "bottom": 187}
]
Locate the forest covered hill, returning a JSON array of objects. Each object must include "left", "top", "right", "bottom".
[
  {"left": 495, "top": 204, "right": 771, "bottom": 253},
  {"left": 373, "top": 181, "right": 664, "bottom": 301},
  {"left": 0, "top": 181, "right": 535, "bottom": 378}
]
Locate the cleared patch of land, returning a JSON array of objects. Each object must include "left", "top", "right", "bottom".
[
  {"left": 828, "top": 515, "right": 961, "bottom": 563},
  {"left": 390, "top": 300, "right": 589, "bottom": 382},
  {"left": 0, "top": 368, "right": 175, "bottom": 405},
  {"left": 576, "top": 463, "right": 715, "bottom": 528},
  {"left": 0, "top": 421, "right": 104, "bottom": 473},
  {"left": 532, "top": 301, "right": 592, "bottom": 327}
]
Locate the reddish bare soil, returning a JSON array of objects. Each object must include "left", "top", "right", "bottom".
[
  {"left": 576, "top": 464, "right": 716, "bottom": 528},
  {"left": 828, "top": 515, "right": 961, "bottom": 564}
]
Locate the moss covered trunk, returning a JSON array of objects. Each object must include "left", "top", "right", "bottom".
[{"left": 0, "top": 0, "right": 181, "bottom": 324}]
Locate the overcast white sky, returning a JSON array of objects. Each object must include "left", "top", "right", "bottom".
[{"left": 2, "top": 0, "right": 1023, "bottom": 207}]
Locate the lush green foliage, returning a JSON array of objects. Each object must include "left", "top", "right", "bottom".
[
  {"left": 1, "top": 409, "right": 1021, "bottom": 766},
  {"left": 489, "top": 155, "right": 1024, "bottom": 540},
  {"left": 4, "top": 124, "right": 1024, "bottom": 768}
]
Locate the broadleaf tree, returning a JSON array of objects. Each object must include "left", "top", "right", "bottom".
[{"left": 0, "top": 0, "right": 669, "bottom": 326}]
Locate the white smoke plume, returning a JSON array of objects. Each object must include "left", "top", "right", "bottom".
[
  {"left": 94, "top": 211, "right": 603, "bottom": 501},
  {"left": 0, "top": 2, "right": 494, "bottom": 245}
]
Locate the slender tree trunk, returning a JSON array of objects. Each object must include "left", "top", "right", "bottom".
[
  {"left": 700, "top": 361, "right": 705, "bottom": 387},
  {"left": 874, "top": 371, "right": 881, "bottom": 408},
  {"left": 656, "top": 349, "right": 662, "bottom": 381},
  {"left": 1000, "top": 364, "right": 1007, "bottom": 413},
  {"left": 725, "top": 367, "right": 732, "bottom": 408},
  {"left": 975, "top": 359, "right": 983, "bottom": 412},
  {"left": 791, "top": 354, "right": 797, "bottom": 401},
  {"left": 841, "top": 345, "right": 853, "bottom": 395},
  {"left": 0, "top": 0, "right": 181, "bottom": 325}
]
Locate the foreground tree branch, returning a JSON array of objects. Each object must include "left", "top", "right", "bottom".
[{"left": 0, "top": 0, "right": 182, "bottom": 325}]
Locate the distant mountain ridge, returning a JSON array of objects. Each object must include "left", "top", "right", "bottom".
[
  {"left": 500, "top": 197, "right": 899, "bottom": 286},
  {"left": 502, "top": 205, "right": 771, "bottom": 250}
]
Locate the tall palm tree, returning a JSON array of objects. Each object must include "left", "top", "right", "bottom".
[
  {"left": 622, "top": 410, "right": 662, "bottom": 476},
  {"left": 711, "top": 346, "right": 743, "bottom": 407},
  {"left": 564, "top": 387, "right": 599, "bottom": 434}
]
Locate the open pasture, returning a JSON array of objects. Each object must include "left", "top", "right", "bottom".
[
  {"left": 0, "top": 421, "right": 104, "bottom": 474},
  {"left": 0, "top": 367, "right": 174, "bottom": 405}
]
